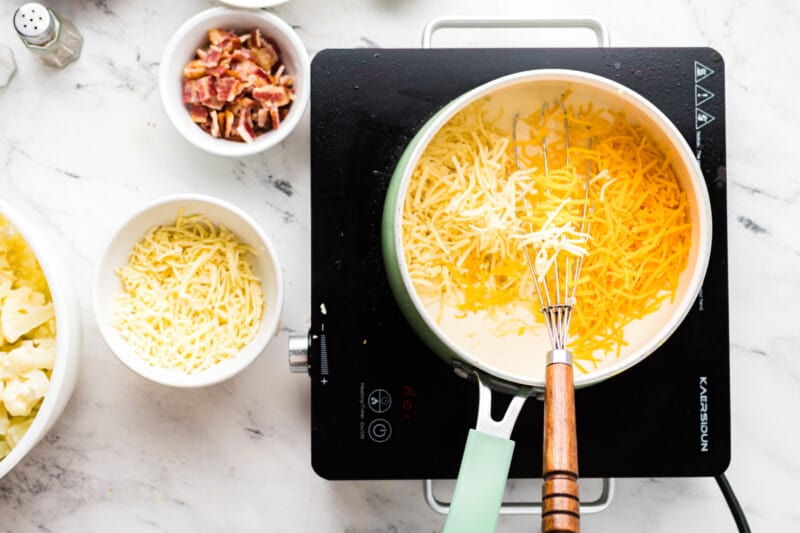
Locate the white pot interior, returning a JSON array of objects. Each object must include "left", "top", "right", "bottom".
[{"left": 393, "top": 70, "right": 712, "bottom": 388}]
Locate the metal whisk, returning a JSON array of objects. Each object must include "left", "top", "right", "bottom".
[{"left": 513, "top": 101, "right": 593, "bottom": 533}]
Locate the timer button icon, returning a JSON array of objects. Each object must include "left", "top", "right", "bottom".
[
  {"left": 367, "top": 419, "right": 392, "bottom": 443},
  {"left": 367, "top": 388, "right": 392, "bottom": 413}
]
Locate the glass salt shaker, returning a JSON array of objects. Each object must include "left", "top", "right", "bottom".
[{"left": 13, "top": 3, "right": 83, "bottom": 68}]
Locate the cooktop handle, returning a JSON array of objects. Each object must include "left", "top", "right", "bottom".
[
  {"left": 424, "top": 478, "right": 615, "bottom": 516},
  {"left": 421, "top": 16, "right": 611, "bottom": 49}
]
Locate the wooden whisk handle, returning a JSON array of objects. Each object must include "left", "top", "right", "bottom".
[{"left": 542, "top": 360, "right": 580, "bottom": 533}]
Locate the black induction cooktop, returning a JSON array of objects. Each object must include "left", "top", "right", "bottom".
[{"left": 306, "top": 47, "right": 729, "bottom": 480}]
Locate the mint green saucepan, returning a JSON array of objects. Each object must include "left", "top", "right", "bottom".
[{"left": 381, "top": 70, "right": 713, "bottom": 532}]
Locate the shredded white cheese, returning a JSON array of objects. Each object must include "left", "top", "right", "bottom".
[
  {"left": 113, "top": 211, "right": 265, "bottom": 375},
  {"left": 402, "top": 101, "right": 590, "bottom": 315}
]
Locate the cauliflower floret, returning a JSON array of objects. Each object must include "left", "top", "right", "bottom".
[
  {"left": 1, "top": 287, "right": 54, "bottom": 344},
  {"left": 30, "top": 318, "right": 56, "bottom": 340},
  {"left": 2, "top": 369, "right": 49, "bottom": 417},
  {"left": 0, "top": 339, "right": 56, "bottom": 380}
]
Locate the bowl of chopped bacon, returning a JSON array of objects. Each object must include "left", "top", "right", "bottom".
[{"left": 159, "top": 7, "right": 309, "bottom": 157}]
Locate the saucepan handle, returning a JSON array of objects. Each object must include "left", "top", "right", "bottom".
[
  {"left": 421, "top": 16, "right": 610, "bottom": 48},
  {"left": 443, "top": 429, "right": 516, "bottom": 533},
  {"left": 443, "top": 373, "right": 530, "bottom": 532},
  {"left": 542, "top": 360, "right": 580, "bottom": 533}
]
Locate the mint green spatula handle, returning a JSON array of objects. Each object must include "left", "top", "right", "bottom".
[{"left": 443, "top": 428, "right": 516, "bottom": 533}]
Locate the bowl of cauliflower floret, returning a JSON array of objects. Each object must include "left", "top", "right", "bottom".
[{"left": 0, "top": 198, "right": 80, "bottom": 479}]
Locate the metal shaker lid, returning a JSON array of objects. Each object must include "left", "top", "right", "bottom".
[{"left": 13, "top": 3, "right": 56, "bottom": 46}]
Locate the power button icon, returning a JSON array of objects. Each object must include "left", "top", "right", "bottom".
[{"left": 367, "top": 419, "right": 392, "bottom": 443}]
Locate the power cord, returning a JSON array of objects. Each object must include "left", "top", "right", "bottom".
[{"left": 715, "top": 473, "right": 751, "bottom": 532}]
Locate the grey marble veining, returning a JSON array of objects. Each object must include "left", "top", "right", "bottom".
[{"left": 0, "top": 0, "right": 797, "bottom": 531}]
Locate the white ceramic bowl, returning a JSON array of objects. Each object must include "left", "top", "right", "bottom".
[
  {"left": 159, "top": 7, "right": 310, "bottom": 157},
  {"left": 92, "top": 194, "right": 284, "bottom": 387},
  {"left": 0, "top": 198, "right": 81, "bottom": 480}
]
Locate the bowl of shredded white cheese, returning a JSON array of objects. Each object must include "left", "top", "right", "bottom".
[
  {"left": 0, "top": 198, "right": 81, "bottom": 479},
  {"left": 92, "top": 194, "right": 283, "bottom": 387}
]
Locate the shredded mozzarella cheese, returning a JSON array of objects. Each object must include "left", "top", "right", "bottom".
[{"left": 113, "top": 211, "right": 264, "bottom": 374}]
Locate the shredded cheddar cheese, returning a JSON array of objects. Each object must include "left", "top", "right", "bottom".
[
  {"left": 113, "top": 211, "right": 264, "bottom": 374},
  {"left": 402, "top": 99, "right": 691, "bottom": 365}
]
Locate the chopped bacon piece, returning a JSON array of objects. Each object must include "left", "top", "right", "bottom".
[
  {"left": 182, "top": 78, "right": 217, "bottom": 107},
  {"left": 256, "top": 107, "right": 269, "bottom": 129},
  {"left": 214, "top": 38, "right": 233, "bottom": 54},
  {"left": 232, "top": 59, "right": 264, "bottom": 79},
  {"left": 204, "top": 99, "right": 226, "bottom": 111},
  {"left": 203, "top": 47, "right": 223, "bottom": 68},
  {"left": 195, "top": 76, "right": 216, "bottom": 102},
  {"left": 232, "top": 48, "right": 256, "bottom": 63},
  {"left": 252, "top": 85, "right": 290, "bottom": 106},
  {"left": 236, "top": 96, "right": 255, "bottom": 108},
  {"left": 249, "top": 69, "right": 271, "bottom": 89},
  {"left": 252, "top": 44, "right": 278, "bottom": 71},
  {"left": 183, "top": 59, "right": 206, "bottom": 80},
  {"left": 197, "top": 79, "right": 225, "bottom": 110},
  {"left": 224, "top": 110, "right": 234, "bottom": 138},
  {"left": 270, "top": 106, "right": 280, "bottom": 129},
  {"left": 216, "top": 77, "right": 244, "bottom": 102},
  {"left": 209, "top": 110, "right": 220, "bottom": 137},
  {"left": 206, "top": 64, "right": 228, "bottom": 77},
  {"left": 208, "top": 29, "right": 235, "bottom": 45},
  {"left": 230, "top": 98, "right": 255, "bottom": 117},
  {"left": 190, "top": 105, "right": 209, "bottom": 123},
  {"left": 229, "top": 59, "right": 270, "bottom": 89},
  {"left": 182, "top": 79, "right": 195, "bottom": 103},
  {"left": 234, "top": 110, "right": 256, "bottom": 143}
]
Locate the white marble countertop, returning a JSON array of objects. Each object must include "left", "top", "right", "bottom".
[{"left": 0, "top": 0, "right": 797, "bottom": 531}]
